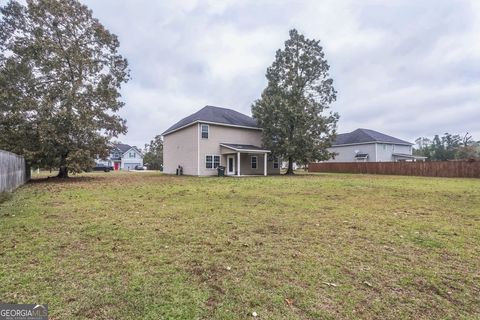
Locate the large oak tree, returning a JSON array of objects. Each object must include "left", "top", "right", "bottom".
[
  {"left": 252, "top": 29, "right": 339, "bottom": 174},
  {"left": 0, "top": 0, "right": 129, "bottom": 177}
]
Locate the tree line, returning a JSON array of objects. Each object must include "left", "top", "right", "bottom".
[{"left": 414, "top": 133, "right": 479, "bottom": 161}]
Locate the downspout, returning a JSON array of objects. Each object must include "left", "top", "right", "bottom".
[{"left": 375, "top": 143, "right": 378, "bottom": 162}]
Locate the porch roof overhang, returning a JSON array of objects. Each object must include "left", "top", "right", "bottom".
[
  {"left": 392, "top": 153, "right": 427, "bottom": 160},
  {"left": 219, "top": 143, "right": 271, "bottom": 153}
]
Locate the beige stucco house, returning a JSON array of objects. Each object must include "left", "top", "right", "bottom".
[{"left": 162, "top": 106, "right": 280, "bottom": 176}]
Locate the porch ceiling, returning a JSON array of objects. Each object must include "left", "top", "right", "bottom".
[{"left": 219, "top": 143, "right": 271, "bottom": 154}]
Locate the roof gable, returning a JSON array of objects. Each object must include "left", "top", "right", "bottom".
[
  {"left": 114, "top": 143, "right": 132, "bottom": 153},
  {"left": 162, "top": 105, "right": 259, "bottom": 135},
  {"left": 333, "top": 129, "right": 412, "bottom": 146},
  {"left": 113, "top": 144, "right": 143, "bottom": 156}
]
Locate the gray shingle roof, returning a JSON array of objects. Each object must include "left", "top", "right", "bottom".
[
  {"left": 333, "top": 129, "right": 412, "bottom": 146},
  {"left": 113, "top": 143, "right": 142, "bottom": 155},
  {"left": 114, "top": 143, "right": 132, "bottom": 153},
  {"left": 162, "top": 105, "right": 259, "bottom": 135}
]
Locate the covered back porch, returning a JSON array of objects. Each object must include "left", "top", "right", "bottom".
[{"left": 220, "top": 143, "right": 271, "bottom": 176}]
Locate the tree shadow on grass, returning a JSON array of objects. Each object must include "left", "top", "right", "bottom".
[
  {"left": 28, "top": 175, "right": 105, "bottom": 185},
  {"left": 0, "top": 192, "right": 12, "bottom": 204}
]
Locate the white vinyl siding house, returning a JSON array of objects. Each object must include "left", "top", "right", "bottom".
[
  {"left": 95, "top": 143, "right": 144, "bottom": 170},
  {"left": 122, "top": 147, "right": 143, "bottom": 170},
  {"left": 326, "top": 129, "right": 424, "bottom": 162}
]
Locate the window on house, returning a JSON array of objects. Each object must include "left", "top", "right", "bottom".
[
  {"left": 129, "top": 152, "right": 136, "bottom": 158},
  {"left": 201, "top": 124, "right": 209, "bottom": 139},
  {"left": 206, "top": 155, "right": 220, "bottom": 169},
  {"left": 273, "top": 158, "right": 279, "bottom": 169},
  {"left": 206, "top": 155, "right": 213, "bottom": 168},
  {"left": 251, "top": 156, "right": 257, "bottom": 169},
  {"left": 213, "top": 155, "right": 220, "bottom": 168}
]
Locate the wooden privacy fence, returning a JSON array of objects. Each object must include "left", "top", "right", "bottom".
[
  {"left": 0, "top": 150, "right": 29, "bottom": 192},
  {"left": 308, "top": 161, "right": 480, "bottom": 178}
]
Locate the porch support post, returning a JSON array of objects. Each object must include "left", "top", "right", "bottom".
[
  {"left": 264, "top": 153, "right": 267, "bottom": 176},
  {"left": 237, "top": 152, "right": 240, "bottom": 176}
]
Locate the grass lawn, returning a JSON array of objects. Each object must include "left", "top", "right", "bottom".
[{"left": 0, "top": 172, "right": 479, "bottom": 319}]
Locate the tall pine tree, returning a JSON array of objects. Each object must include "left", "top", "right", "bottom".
[{"left": 252, "top": 29, "right": 338, "bottom": 174}]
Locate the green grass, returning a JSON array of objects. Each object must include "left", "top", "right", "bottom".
[
  {"left": 0, "top": 192, "right": 11, "bottom": 204},
  {"left": 0, "top": 172, "right": 479, "bottom": 319}
]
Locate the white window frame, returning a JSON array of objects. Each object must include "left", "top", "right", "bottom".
[
  {"left": 251, "top": 156, "right": 257, "bottom": 169},
  {"left": 201, "top": 124, "right": 209, "bottom": 139},
  {"left": 205, "top": 154, "right": 220, "bottom": 169},
  {"left": 273, "top": 158, "right": 279, "bottom": 169}
]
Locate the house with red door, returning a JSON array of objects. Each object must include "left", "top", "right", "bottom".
[{"left": 96, "top": 143, "right": 144, "bottom": 170}]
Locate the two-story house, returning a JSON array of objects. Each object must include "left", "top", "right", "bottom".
[
  {"left": 96, "top": 143, "right": 144, "bottom": 170},
  {"left": 327, "top": 128, "right": 426, "bottom": 162},
  {"left": 162, "top": 105, "right": 280, "bottom": 176}
]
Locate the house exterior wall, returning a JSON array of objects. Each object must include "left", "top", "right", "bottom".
[
  {"left": 163, "top": 124, "right": 198, "bottom": 175},
  {"left": 121, "top": 148, "right": 144, "bottom": 170},
  {"left": 328, "top": 143, "right": 377, "bottom": 162},
  {"left": 327, "top": 143, "right": 412, "bottom": 162},
  {"left": 376, "top": 143, "right": 412, "bottom": 161},
  {"left": 163, "top": 122, "right": 280, "bottom": 176},
  {"left": 198, "top": 123, "right": 264, "bottom": 176}
]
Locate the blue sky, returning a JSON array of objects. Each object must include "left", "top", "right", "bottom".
[{"left": 81, "top": 0, "right": 480, "bottom": 147}]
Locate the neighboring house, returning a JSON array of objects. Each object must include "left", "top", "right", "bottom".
[
  {"left": 96, "top": 143, "right": 144, "bottom": 170},
  {"left": 327, "top": 128, "right": 426, "bottom": 162},
  {"left": 162, "top": 105, "right": 280, "bottom": 176}
]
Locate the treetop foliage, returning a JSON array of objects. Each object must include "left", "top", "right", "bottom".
[
  {"left": 252, "top": 29, "right": 339, "bottom": 174},
  {"left": 414, "top": 133, "right": 479, "bottom": 161}
]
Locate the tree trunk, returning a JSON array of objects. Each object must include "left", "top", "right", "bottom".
[
  {"left": 285, "top": 156, "right": 294, "bottom": 175},
  {"left": 57, "top": 153, "right": 69, "bottom": 178}
]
